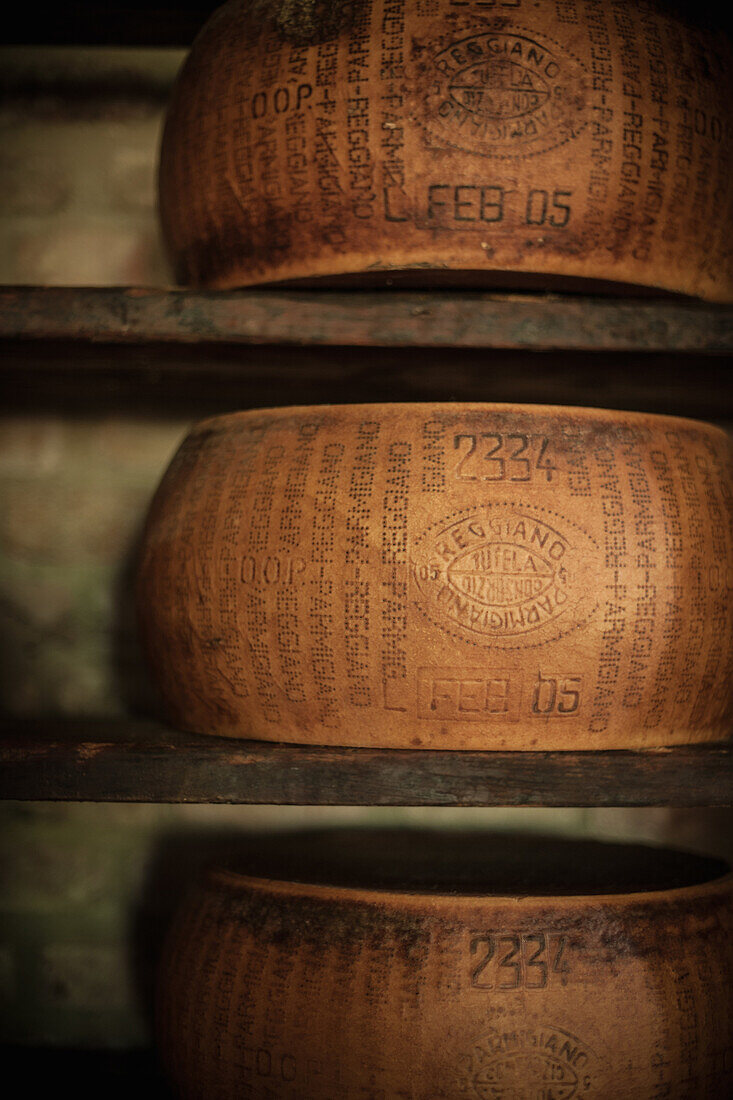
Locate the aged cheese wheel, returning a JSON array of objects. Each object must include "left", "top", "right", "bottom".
[
  {"left": 159, "top": 0, "right": 733, "bottom": 300},
  {"left": 157, "top": 830, "right": 733, "bottom": 1099},
  {"left": 136, "top": 402, "right": 733, "bottom": 750}
]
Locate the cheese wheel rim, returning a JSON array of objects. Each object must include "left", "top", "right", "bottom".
[{"left": 157, "top": 833, "right": 733, "bottom": 1100}]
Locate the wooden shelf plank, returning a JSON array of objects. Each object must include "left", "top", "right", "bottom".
[
  {"left": 2, "top": 286, "right": 733, "bottom": 353},
  {"left": 1, "top": 718, "right": 731, "bottom": 806}
]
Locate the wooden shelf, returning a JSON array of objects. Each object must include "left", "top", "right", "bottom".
[
  {"left": 1, "top": 718, "right": 731, "bottom": 807},
  {"left": 4, "top": 287, "right": 732, "bottom": 420},
  {"left": 2, "top": 286, "right": 733, "bottom": 353}
]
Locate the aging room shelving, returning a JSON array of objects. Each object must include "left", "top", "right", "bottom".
[
  {"left": 1, "top": 286, "right": 731, "bottom": 808},
  {"left": 1, "top": 717, "right": 731, "bottom": 806},
  {"left": 3, "top": 7, "right": 733, "bottom": 1091}
]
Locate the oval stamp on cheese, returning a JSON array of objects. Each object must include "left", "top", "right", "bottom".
[
  {"left": 424, "top": 30, "right": 589, "bottom": 157},
  {"left": 455, "top": 1024, "right": 602, "bottom": 1099},
  {"left": 412, "top": 503, "right": 598, "bottom": 648}
]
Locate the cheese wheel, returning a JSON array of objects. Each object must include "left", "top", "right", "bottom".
[
  {"left": 157, "top": 831, "right": 733, "bottom": 1099},
  {"left": 136, "top": 402, "right": 733, "bottom": 750},
  {"left": 159, "top": 0, "right": 733, "bottom": 300}
]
